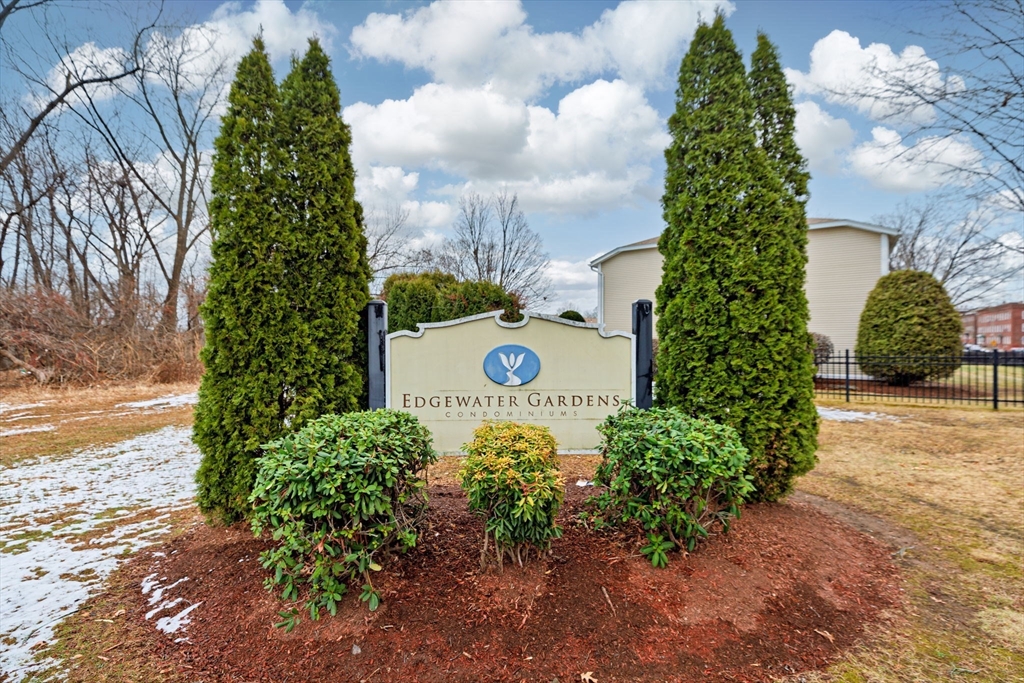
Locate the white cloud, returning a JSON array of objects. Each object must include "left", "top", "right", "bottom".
[
  {"left": 35, "top": 0, "right": 335, "bottom": 115},
  {"left": 848, "top": 127, "right": 984, "bottom": 192},
  {"left": 192, "top": 0, "right": 336, "bottom": 67},
  {"left": 793, "top": 101, "right": 855, "bottom": 174},
  {"left": 32, "top": 43, "right": 134, "bottom": 111},
  {"left": 538, "top": 258, "right": 599, "bottom": 314},
  {"left": 786, "top": 30, "right": 954, "bottom": 125},
  {"left": 349, "top": 0, "right": 731, "bottom": 99},
  {"left": 346, "top": 79, "right": 668, "bottom": 214},
  {"left": 345, "top": 84, "right": 530, "bottom": 177}
]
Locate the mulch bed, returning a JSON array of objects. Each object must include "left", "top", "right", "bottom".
[{"left": 124, "top": 485, "right": 903, "bottom": 682}]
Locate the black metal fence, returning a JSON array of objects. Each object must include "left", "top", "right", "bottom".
[{"left": 815, "top": 350, "right": 1024, "bottom": 408}]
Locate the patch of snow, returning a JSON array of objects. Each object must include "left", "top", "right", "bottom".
[
  {"left": 115, "top": 392, "right": 198, "bottom": 410},
  {"left": 146, "top": 577, "right": 188, "bottom": 605},
  {"left": 0, "top": 425, "right": 200, "bottom": 679},
  {"left": 0, "top": 402, "right": 51, "bottom": 414},
  {"left": 146, "top": 597, "right": 183, "bottom": 620},
  {"left": 4, "top": 413, "right": 52, "bottom": 422},
  {"left": 155, "top": 602, "right": 201, "bottom": 634},
  {"left": 817, "top": 406, "right": 897, "bottom": 422},
  {"left": 0, "top": 424, "right": 56, "bottom": 437},
  {"left": 141, "top": 572, "right": 161, "bottom": 595}
]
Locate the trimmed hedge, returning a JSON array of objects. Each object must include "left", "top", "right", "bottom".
[
  {"left": 856, "top": 270, "right": 962, "bottom": 384},
  {"left": 558, "top": 310, "right": 586, "bottom": 323},
  {"left": 458, "top": 421, "right": 564, "bottom": 569},
  {"left": 250, "top": 410, "right": 436, "bottom": 628},
  {"left": 382, "top": 271, "right": 520, "bottom": 333},
  {"left": 587, "top": 407, "right": 754, "bottom": 567}
]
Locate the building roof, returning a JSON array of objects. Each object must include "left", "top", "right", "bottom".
[{"left": 589, "top": 218, "right": 898, "bottom": 267}]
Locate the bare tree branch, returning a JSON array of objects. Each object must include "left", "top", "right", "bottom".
[
  {"left": 880, "top": 195, "right": 1022, "bottom": 308},
  {"left": 427, "top": 191, "right": 550, "bottom": 305},
  {"left": 846, "top": 0, "right": 1023, "bottom": 210}
]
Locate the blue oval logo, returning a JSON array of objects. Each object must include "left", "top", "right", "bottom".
[{"left": 483, "top": 345, "right": 540, "bottom": 386}]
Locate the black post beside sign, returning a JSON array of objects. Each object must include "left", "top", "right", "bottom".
[
  {"left": 632, "top": 299, "right": 653, "bottom": 409},
  {"left": 367, "top": 300, "right": 387, "bottom": 410}
]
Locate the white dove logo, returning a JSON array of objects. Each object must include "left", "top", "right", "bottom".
[
  {"left": 483, "top": 345, "right": 540, "bottom": 386},
  {"left": 499, "top": 351, "right": 524, "bottom": 386}
]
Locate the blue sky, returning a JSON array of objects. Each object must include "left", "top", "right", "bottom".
[{"left": 4, "top": 0, "right": 1018, "bottom": 312}]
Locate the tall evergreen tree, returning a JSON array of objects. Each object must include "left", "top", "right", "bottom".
[
  {"left": 750, "top": 33, "right": 810, "bottom": 200},
  {"left": 194, "top": 38, "right": 295, "bottom": 522},
  {"left": 276, "top": 39, "right": 370, "bottom": 425},
  {"left": 656, "top": 16, "right": 818, "bottom": 501},
  {"left": 736, "top": 33, "right": 819, "bottom": 500}
]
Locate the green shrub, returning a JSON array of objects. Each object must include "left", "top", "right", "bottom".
[
  {"left": 383, "top": 272, "right": 454, "bottom": 334},
  {"left": 587, "top": 407, "right": 754, "bottom": 567},
  {"left": 558, "top": 309, "right": 586, "bottom": 323},
  {"left": 439, "top": 280, "right": 521, "bottom": 323},
  {"left": 458, "top": 422, "right": 564, "bottom": 569},
  {"left": 856, "top": 270, "right": 962, "bottom": 385},
  {"left": 250, "top": 410, "right": 436, "bottom": 627},
  {"left": 382, "top": 271, "right": 520, "bottom": 333},
  {"left": 811, "top": 332, "right": 834, "bottom": 365}
]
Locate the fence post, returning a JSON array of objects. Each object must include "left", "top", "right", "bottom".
[
  {"left": 367, "top": 300, "right": 387, "bottom": 410},
  {"left": 632, "top": 299, "right": 653, "bottom": 409},
  {"left": 844, "top": 349, "right": 851, "bottom": 403},
  {"left": 993, "top": 349, "right": 999, "bottom": 411}
]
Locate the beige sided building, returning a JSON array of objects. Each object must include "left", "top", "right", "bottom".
[{"left": 590, "top": 218, "right": 899, "bottom": 354}]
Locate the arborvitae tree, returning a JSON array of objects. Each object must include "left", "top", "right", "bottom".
[
  {"left": 656, "top": 14, "right": 757, "bottom": 413},
  {"left": 276, "top": 38, "right": 370, "bottom": 424},
  {"left": 656, "top": 15, "right": 817, "bottom": 501},
  {"left": 750, "top": 33, "right": 810, "bottom": 200},
  {"left": 194, "top": 38, "right": 294, "bottom": 522},
  {"left": 739, "top": 33, "right": 818, "bottom": 499}
]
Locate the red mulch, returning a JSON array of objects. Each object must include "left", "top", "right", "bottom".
[{"left": 126, "top": 485, "right": 903, "bottom": 682}]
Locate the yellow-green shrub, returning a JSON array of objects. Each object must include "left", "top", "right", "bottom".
[{"left": 458, "top": 421, "right": 564, "bottom": 569}]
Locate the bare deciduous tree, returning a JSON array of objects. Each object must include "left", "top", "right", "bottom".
[
  {"left": 68, "top": 21, "right": 225, "bottom": 329},
  {"left": 880, "top": 196, "right": 1022, "bottom": 308},
  {"left": 855, "top": 0, "right": 1023, "bottom": 210},
  {"left": 0, "top": 0, "right": 160, "bottom": 176},
  {"left": 429, "top": 191, "right": 550, "bottom": 305},
  {"left": 365, "top": 202, "right": 416, "bottom": 280}
]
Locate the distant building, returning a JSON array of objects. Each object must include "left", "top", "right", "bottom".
[
  {"left": 589, "top": 218, "right": 898, "bottom": 353},
  {"left": 962, "top": 303, "right": 1024, "bottom": 349}
]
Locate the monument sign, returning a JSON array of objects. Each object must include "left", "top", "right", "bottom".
[{"left": 385, "top": 310, "right": 635, "bottom": 453}]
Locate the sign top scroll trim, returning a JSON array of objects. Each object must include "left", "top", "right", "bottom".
[{"left": 385, "top": 309, "right": 633, "bottom": 342}]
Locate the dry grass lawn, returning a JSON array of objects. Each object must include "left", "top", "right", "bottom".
[
  {"left": 0, "top": 382, "right": 197, "bottom": 466},
  {"left": 797, "top": 400, "right": 1024, "bottom": 682}
]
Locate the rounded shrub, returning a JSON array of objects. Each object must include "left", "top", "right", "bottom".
[
  {"left": 458, "top": 421, "right": 564, "bottom": 569},
  {"left": 557, "top": 309, "right": 586, "bottom": 323},
  {"left": 810, "top": 332, "right": 833, "bottom": 365},
  {"left": 588, "top": 407, "right": 754, "bottom": 567},
  {"left": 855, "top": 270, "right": 962, "bottom": 385},
  {"left": 250, "top": 410, "right": 436, "bottom": 626}
]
